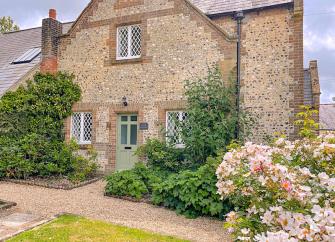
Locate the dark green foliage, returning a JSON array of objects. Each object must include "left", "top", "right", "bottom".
[
  {"left": 0, "top": 73, "right": 81, "bottom": 140},
  {"left": 135, "top": 139, "right": 192, "bottom": 172},
  {"left": 105, "top": 170, "right": 148, "bottom": 200},
  {"left": 179, "top": 66, "right": 251, "bottom": 164},
  {"left": 151, "top": 156, "right": 232, "bottom": 218},
  {"left": 105, "top": 163, "right": 164, "bottom": 200},
  {"left": 0, "top": 73, "right": 97, "bottom": 181}
]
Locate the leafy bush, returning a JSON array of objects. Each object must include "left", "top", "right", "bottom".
[
  {"left": 105, "top": 163, "right": 163, "bottom": 200},
  {"left": 216, "top": 134, "right": 335, "bottom": 241},
  {"left": 0, "top": 72, "right": 97, "bottom": 181},
  {"left": 135, "top": 139, "right": 192, "bottom": 172},
  {"left": 105, "top": 170, "right": 148, "bottom": 200},
  {"left": 152, "top": 156, "right": 231, "bottom": 218},
  {"left": 178, "top": 66, "right": 252, "bottom": 165}
]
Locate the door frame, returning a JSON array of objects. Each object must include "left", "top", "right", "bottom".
[
  {"left": 115, "top": 112, "right": 140, "bottom": 171},
  {"left": 109, "top": 105, "right": 145, "bottom": 172}
]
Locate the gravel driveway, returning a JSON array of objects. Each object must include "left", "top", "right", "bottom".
[{"left": 0, "top": 180, "right": 230, "bottom": 242}]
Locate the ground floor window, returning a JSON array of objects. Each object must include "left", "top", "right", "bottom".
[
  {"left": 71, "top": 112, "right": 93, "bottom": 144},
  {"left": 166, "top": 111, "right": 187, "bottom": 148}
]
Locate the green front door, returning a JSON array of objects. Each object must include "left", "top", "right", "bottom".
[{"left": 116, "top": 114, "right": 138, "bottom": 171}]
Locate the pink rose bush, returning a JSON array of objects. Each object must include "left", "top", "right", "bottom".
[{"left": 216, "top": 133, "right": 335, "bottom": 241}]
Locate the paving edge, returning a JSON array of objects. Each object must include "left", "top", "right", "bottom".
[
  {"left": 0, "top": 213, "right": 78, "bottom": 241},
  {"left": 0, "top": 216, "right": 55, "bottom": 241},
  {"left": 104, "top": 193, "right": 152, "bottom": 204},
  {"left": 1, "top": 177, "right": 103, "bottom": 190}
]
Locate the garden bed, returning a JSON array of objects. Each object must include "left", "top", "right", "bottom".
[
  {"left": 105, "top": 194, "right": 152, "bottom": 204},
  {"left": 2, "top": 176, "right": 102, "bottom": 190},
  {"left": 0, "top": 199, "right": 16, "bottom": 210}
]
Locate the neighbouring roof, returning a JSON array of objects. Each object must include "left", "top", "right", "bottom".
[
  {"left": 320, "top": 104, "right": 335, "bottom": 131},
  {"left": 0, "top": 23, "right": 72, "bottom": 96},
  {"left": 190, "top": 0, "right": 293, "bottom": 15}
]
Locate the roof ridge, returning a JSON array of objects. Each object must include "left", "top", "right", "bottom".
[{"left": 2, "top": 21, "right": 75, "bottom": 35}]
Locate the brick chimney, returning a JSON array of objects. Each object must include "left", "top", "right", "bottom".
[{"left": 41, "top": 9, "right": 62, "bottom": 74}]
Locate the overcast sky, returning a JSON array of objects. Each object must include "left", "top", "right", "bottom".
[{"left": 0, "top": 0, "right": 334, "bottom": 104}]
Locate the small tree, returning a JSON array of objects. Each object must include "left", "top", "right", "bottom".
[
  {"left": 294, "top": 105, "right": 319, "bottom": 139},
  {"left": 179, "top": 66, "right": 251, "bottom": 164},
  {"left": 0, "top": 16, "right": 19, "bottom": 33}
]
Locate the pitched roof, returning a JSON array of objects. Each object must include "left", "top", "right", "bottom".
[
  {"left": 0, "top": 23, "right": 72, "bottom": 96},
  {"left": 320, "top": 104, "right": 335, "bottom": 131},
  {"left": 190, "top": 0, "right": 293, "bottom": 15}
]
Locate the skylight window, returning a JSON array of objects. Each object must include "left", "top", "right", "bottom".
[{"left": 12, "top": 47, "right": 41, "bottom": 64}]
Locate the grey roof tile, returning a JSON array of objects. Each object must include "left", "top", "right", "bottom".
[
  {"left": 320, "top": 104, "right": 335, "bottom": 130},
  {"left": 0, "top": 22, "right": 72, "bottom": 96},
  {"left": 190, "top": 0, "right": 293, "bottom": 15}
]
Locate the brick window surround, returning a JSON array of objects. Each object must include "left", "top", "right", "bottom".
[
  {"left": 157, "top": 100, "right": 187, "bottom": 140},
  {"left": 65, "top": 107, "right": 96, "bottom": 149},
  {"left": 105, "top": 20, "right": 152, "bottom": 66},
  {"left": 114, "top": 0, "right": 144, "bottom": 10}
]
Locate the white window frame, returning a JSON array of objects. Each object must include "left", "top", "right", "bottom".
[
  {"left": 116, "top": 24, "right": 141, "bottom": 60},
  {"left": 166, "top": 111, "right": 187, "bottom": 148},
  {"left": 71, "top": 112, "right": 93, "bottom": 145}
]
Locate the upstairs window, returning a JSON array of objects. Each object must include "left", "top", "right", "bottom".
[
  {"left": 166, "top": 111, "right": 188, "bottom": 148},
  {"left": 117, "top": 24, "right": 141, "bottom": 60},
  {"left": 71, "top": 112, "right": 93, "bottom": 144}
]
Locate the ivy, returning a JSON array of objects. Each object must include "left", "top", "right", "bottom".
[{"left": 0, "top": 72, "right": 97, "bottom": 181}]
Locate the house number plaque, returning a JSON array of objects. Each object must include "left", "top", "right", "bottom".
[{"left": 139, "top": 123, "right": 149, "bottom": 130}]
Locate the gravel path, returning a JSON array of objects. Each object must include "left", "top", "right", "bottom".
[{"left": 0, "top": 180, "right": 230, "bottom": 242}]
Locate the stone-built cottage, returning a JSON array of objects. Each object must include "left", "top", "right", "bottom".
[{"left": 0, "top": 0, "right": 321, "bottom": 172}]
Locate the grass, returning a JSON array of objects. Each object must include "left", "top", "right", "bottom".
[{"left": 8, "top": 214, "right": 189, "bottom": 242}]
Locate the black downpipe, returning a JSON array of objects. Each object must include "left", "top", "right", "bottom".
[{"left": 234, "top": 11, "right": 244, "bottom": 139}]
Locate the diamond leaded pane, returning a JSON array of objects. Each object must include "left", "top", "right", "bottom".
[
  {"left": 118, "top": 27, "right": 129, "bottom": 58},
  {"left": 83, "top": 113, "right": 93, "bottom": 142},
  {"left": 166, "top": 111, "right": 187, "bottom": 146},
  {"left": 71, "top": 113, "right": 81, "bottom": 142},
  {"left": 131, "top": 25, "right": 141, "bottom": 57}
]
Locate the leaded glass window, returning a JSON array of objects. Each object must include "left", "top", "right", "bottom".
[
  {"left": 166, "top": 111, "right": 188, "bottom": 148},
  {"left": 117, "top": 25, "right": 141, "bottom": 60},
  {"left": 71, "top": 112, "right": 93, "bottom": 144}
]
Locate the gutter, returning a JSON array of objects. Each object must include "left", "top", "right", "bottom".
[{"left": 207, "top": 3, "right": 293, "bottom": 19}]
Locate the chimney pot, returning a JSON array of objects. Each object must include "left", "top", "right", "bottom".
[{"left": 49, "top": 9, "right": 56, "bottom": 19}]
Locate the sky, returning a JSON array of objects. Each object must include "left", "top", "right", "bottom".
[{"left": 0, "top": 0, "right": 334, "bottom": 104}]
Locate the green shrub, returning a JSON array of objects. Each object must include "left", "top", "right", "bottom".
[
  {"left": 105, "top": 163, "right": 163, "bottom": 200},
  {"left": 151, "top": 156, "right": 231, "bottom": 218},
  {"left": 105, "top": 170, "right": 148, "bottom": 200},
  {"left": 178, "top": 66, "right": 252, "bottom": 164},
  {"left": 136, "top": 139, "right": 192, "bottom": 172},
  {"left": 0, "top": 72, "right": 97, "bottom": 181}
]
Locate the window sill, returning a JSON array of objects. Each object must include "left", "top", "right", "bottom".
[
  {"left": 77, "top": 143, "right": 93, "bottom": 150},
  {"left": 104, "top": 56, "right": 152, "bottom": 66}
]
